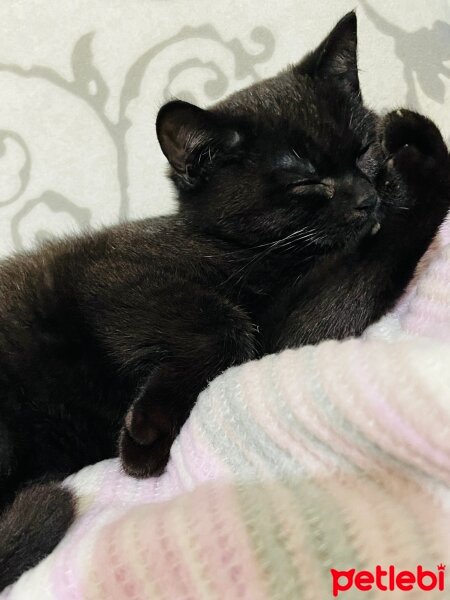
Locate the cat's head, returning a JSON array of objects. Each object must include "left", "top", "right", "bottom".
[{"left": 156, "top": 11, "right": 384, "bottom": 251}]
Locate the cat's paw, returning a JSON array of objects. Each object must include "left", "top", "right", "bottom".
[
  {"left": 119, "top": 425, "right": 173, "bottom": 478},
  {"left": 380, "top": 109, "right": 448, "bottom": 177},
  {"left": 125, "top": 398, "right": 173, "bottom": 446},
  {"left": 119, "top": 380, "right": 187, "bottom": 478}
]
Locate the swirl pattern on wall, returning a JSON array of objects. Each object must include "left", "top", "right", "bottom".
[{"left": 0, "top": 0, "right": 447, "bottom": 255}]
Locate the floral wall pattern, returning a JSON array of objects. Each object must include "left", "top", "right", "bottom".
[{"left": 0, "top": 0, "right": 448, "bottom": 256}]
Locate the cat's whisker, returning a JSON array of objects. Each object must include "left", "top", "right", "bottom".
[
  {"left": 381, "top": 201, "right": 410, "bottom": 213},
  {"left": 203, "top": 227, "right": 315, "bottom": 259},
  {"left": 222, "top": 226, "right": 325, "bottom": 291}
]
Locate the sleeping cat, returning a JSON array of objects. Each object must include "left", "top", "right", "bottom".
[{"left": 1, "top": 11, "right": 449, "bottom": 589}]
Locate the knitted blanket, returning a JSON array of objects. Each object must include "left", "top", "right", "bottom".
[{"left": 3, "top": 219, "right": 450, "bottom": 599}]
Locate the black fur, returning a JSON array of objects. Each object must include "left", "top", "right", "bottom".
[
  {"left": 0, "top": 484, "right": 75, "bottom": 590},
  {"left": 0, "top": 11, "right": 449, "bottom": 588}
]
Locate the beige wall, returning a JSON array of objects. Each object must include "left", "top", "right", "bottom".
[{"left": 0, "top": 0, "right": 448, "bottom": 255}]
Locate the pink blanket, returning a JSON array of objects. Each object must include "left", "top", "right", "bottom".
[{"left": 3, "top": 217, "right": 450, "bottom": 599}]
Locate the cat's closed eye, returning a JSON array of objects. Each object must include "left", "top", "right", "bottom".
[
  {"left": 286, "top": 179, "right": 334, "bottom": 199},
  {"left": 273, "top": 164, "right": 332, "bottom": 198},
  {"left": 286, "top": 178, "right": 320, "bottom": 189}
]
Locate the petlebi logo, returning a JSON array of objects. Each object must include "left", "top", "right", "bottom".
[{"left": 330, "top": 564, "right": 446, "bottom": 597}]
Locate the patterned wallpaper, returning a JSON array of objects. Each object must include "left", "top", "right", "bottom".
[{"left": 0, "top": 0, "right": 448, "bottom": 256}]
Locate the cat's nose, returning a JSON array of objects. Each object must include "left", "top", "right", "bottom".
[{"left": 356, "top": 192, "right": 378, "bottom": 210}]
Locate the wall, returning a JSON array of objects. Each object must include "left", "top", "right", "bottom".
[{"left": 0, "top": 0, "right": 448, "bottom": 255}]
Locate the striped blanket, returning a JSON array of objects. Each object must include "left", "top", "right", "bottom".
[{"left": 3, "top": 217, "right": 450, "bottom": 599}]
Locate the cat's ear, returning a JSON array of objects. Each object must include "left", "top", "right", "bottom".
[
  {"left": 296, "top": 11, "right": 360, "bottom": 96},
  {"left": 156, "top": 100, "right": 241, "bottom": 188}
]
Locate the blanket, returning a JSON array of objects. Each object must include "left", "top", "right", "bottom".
[{"left": 2, "top": 219, "right": 450, "bottom": 599}]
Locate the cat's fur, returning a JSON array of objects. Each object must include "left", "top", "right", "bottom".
[{"left": 1, "top": 11, "right": 450, "bottom": 589}]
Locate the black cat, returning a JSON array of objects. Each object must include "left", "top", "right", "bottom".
[{"left": 1, "top": 11, "right": 449, "bottom": 590}]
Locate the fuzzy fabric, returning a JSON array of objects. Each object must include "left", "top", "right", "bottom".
[{"left": 2, "top": 217, "right": 450, "bottom": 599}]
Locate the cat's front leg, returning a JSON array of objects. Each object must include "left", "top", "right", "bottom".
[
  {"left": 119, "top": 364, "right": 197, "bottom": 477},
  {"left": 379, "top": 109, "right": 450, "bottom": 208},
  {"left": 372, "top": 109, "right": 450, "bottom": 278},
  {"left": 119, "top": 293, "right": 257, "bottom": 478}
]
